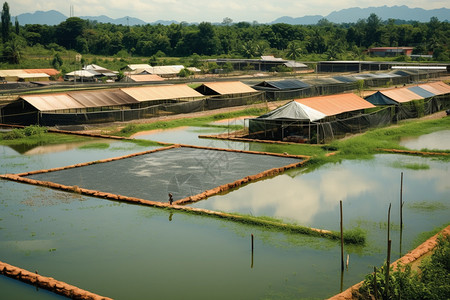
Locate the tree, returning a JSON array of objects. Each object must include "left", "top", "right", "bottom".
[
  {"left": 1, "top": 2, "right": 11, "bottom": 42},
  {"left": 196, "top": 22, "right": 219, "bottom": 55},
  {"left": 55, "top": 17, "right": 87, "bottom": 49},
  {"left": 2, "top": 37, "right": 22, "bottom": 64},
  {"left": 285, "top": 41, "right": 302, "bottom": 60},
  {"left": 52, "top": 53, "right": 63, "bottom": 70},
  {"left": 14, "top": 16, "right": 18, "bottom": 35}
]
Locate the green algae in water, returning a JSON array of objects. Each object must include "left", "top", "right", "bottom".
[
  {"left": 390, "top": 161, "right": 430, "bottom": 170},
  {"left": 406, "top": 201, "right": 447, "bottom": 212},
  {"left": 78, "top": 143, "right": 110, "bottom": 149}
]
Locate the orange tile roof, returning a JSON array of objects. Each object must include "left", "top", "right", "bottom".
[
  {"left": 295, "top": 93, "right": 375, "bottom": 116},
  {"left": 24, "top": 69, "right": 60, "bottom": 76},
  {"left": 380, "top": 87, "right": 424, "bottom": 103}
]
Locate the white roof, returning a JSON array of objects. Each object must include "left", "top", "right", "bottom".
[
  {"left": 127, "top": 64, "right": 152, "bottom": 71},
  {"left": 18, "top": 73, "right": 50, "bottom": 79},
  {"left": 65, "top": 70, "right": 97, "bottom": 77}
]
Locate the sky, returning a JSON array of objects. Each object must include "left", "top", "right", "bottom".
[{"left": 9, "top": 0, "right": 450, "bottom": 23}]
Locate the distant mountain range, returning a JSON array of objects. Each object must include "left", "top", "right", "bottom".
[
  {"left": 15, "top": 5, "right": 450, "bottom": 26},
  {"left": 15, "top": 10, "right": 173, "bottom": 26},
  {"left": 272, "top": 5, "right": 450, "bottom": 24}
]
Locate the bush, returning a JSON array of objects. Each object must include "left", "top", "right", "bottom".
[
  {"left": 2, "top": 128, "right": 25, "bottom": 140},
  {"left": 357, "top": 233, "right": 450, "bottom": 299},
  {"left": 1, "top": 125, "right": 47, "bottom": 140},
  {"left": 23, "top": 125, "right": 47, "bottom": 136},
  {"left": 120, "top": 124, "right": 138, "bottom": 134}
]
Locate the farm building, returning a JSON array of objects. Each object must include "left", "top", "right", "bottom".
[
  {"left": 124, "top": 74, "right": 164, "bottom": 82},
  {"left": 365, "top": 81, "right": 450, "bottom": 120},
  {"left": 121, "top": 84, "right": 205, "bottom": 111},
  {"left": 367, "top": 47, "right": 414, "bottom": 57},
  {"left": 252, "top": 79, "right": 311, "bottom": 101},
  {"left": 0, "top": 69, "right": 57, "bottom": 82},
  {"left": 1, "top": 84, "right": 211, "bottom": 125},
  {"left": 203, "top": 56, "right": 308, "bottom": 72},
  {"left": 64, "top": 64, "right": 118, "bottom": 82},
  {"left": 195, "top": 81, "right": 263, "bottom": 109},
  {"left": 248, "top": 93, "right": 376, "bottom": 143}
]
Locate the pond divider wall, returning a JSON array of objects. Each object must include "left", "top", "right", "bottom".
[
  {"left": 379, "top": 148, "right": 450, "bottom": 156},
  {"left": 0, "top": 260, "right": 112, "bottom": 300},
  {"left": 0, "top": 144, "right": 361, "bottom": 243},
  {"left": 0, "top": 123, "right": 134, "bottom": 141},
  {"left": 327, "top": 225, "right": 450, "bottom": 300}
]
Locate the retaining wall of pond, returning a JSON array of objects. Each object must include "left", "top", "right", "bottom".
[
  {"left": 327, "top": 225, "right": 450, "bottom": 300},
  {"left": 1, "top": 144, "right": 356, "bottom": 244},
  {"left": 0, "top": 260, "right": 112, "bottom": 300}
]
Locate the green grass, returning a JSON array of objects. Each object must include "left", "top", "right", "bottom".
[
  {"left": 78, "top": 143, "right": 110, "bottom": 149},
  {"left": 113, "top": 107, "right": 267, "bottom": 136},
  {"left": 329, "top": 116, "right": 450, "bottom": 159},
  {"left": 0, "top": 126, "right": 90, "bottom": 146},
  {"left": 390, "top": 161, "right": 430, "bottom": 170},
  {"left": 185, "top": 210, "right": 366, "bottom": 245}
]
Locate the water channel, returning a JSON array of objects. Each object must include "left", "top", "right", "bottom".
[{"left": 0, "top": 127, "right": 449, "bottom": 299}]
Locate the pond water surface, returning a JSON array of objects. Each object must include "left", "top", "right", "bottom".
[
  {"left": 399, "top": 130, "right": 450, "bottom": 150},
  {"left": 0, "top": 129, "right": 449, "bottom": 300}
]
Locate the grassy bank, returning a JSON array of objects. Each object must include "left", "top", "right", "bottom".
[
  {"left": 0, "top": 126, "right": 90, "bottom": 146},
  {"left": 328, "top": 116, "right": 450, "bottom": 159},
  {"left": 115, "top": 107, "right": 268, "bottom": 136}
]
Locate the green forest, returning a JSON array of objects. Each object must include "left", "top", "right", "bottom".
[{"left": 1, "top": 1, "right": 449, "bottom": 73}]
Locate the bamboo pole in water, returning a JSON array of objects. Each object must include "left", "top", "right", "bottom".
[{"left": 340, "top": 200, "right": 344, "bottom": 271}]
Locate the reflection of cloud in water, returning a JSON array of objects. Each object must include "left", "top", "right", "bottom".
[
  {"left": 206, "top": 169, "right": 375, "bottom": 224},
  {"left": 320, "top": 169, "right": 376, "bottom": 205},
  {"left": 407, "top": 168, "right": 450, "bottom": 193}
]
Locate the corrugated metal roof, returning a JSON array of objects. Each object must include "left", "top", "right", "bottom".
[
  {"left": 121, "top": 84, "right": 204, "bottom": 102},
  {"left": 24, "top": 69, "right": 60, "bottom": 76},
  {"left": 419, "top": 81, "right": 450, "bottom": 95},
  {"left": 284, "top": 61, "right": 308, "bottom": 68},
  {"left": 197, "top": 81, "right": 257, "bottom": 95},
  {"left": 295, "top": 93, "right": 375, "bottom": 117},
  {"left": 380, "top": 87, "right": 424, "bottom": 103},
  {"left": 68, "top": 89, "right": 139, "bottom": 107},
  {"left": 18, "top": 73, "right": 50, "bottom": 79},
  {"left": 147, "top": 66, "right": 180, "bottom": 75},
  {"left": 0, "top": 69, "right": 29, "bottom": 77},
  {"left": 254, "top": 79, "right": 310, "bottom": 90},
  {"left": 407, "top": 86, "right": 435, "bottom": 98},
  {"left": 65, "top": 70, "right": 97, "bottom": 77},
  {"left": 22, "top": 94, "right": 85, "bottom": 111},
  {"left": 127, "top": 64, "right": 152, "bottom": 71},
  {"left": 332, "top": 76, "right": 359, "bottom": 83},
  {"left": 127, "top": 74, "right": 164, "bottom": 82}
]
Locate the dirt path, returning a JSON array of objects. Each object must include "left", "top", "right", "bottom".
[{"left": 76, "top": 100, "right": 289, "bottom": 135}]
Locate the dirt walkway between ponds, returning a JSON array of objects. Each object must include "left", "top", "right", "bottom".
[
  {"left": 327, "top": 225, "right": 450, "bottom": 300},
  {"left": 73, "top": 100, "right": 289, "bottom": 135}
]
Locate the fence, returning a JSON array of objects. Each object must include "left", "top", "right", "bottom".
[{"left": 248, "top": 94, "right": 450, "bottom": 144}]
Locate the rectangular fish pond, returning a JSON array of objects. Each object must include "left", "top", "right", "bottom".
[{"left": 0, "top": 135, "right": 449, "bottom": 299}]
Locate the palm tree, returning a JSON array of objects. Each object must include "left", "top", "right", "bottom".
[{"left": 285, "top": 41, "right": 302, "bottom": 60}]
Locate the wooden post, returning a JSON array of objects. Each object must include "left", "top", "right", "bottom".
[
  {"left": 387, "top": 203, "right": 391, "bottom": 246},
  {"left": 251, "top": 234, "right": 254, "bottom": 269},
  {"left": 385, "top": 239, "right": 392, "bottom": 300},
  {"left": 340, "top": 200, "right": 344, "bottom": 271},
  {"left": 400, "top": 172, "right": 404, "bottom": 230},
  {"left": 385, "top": 203, "right": 392, "bottom": 300},
  {"left": 373, "top": 266, "right": 378, "bottom": 300}
]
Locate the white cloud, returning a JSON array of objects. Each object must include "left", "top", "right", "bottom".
[{"left": 9, "top": 0, "right": 450, "bottom": 23}]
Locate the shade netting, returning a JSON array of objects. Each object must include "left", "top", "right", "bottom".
[{"left": 26, "top": 146, "right": 304, "bottom": 202}]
